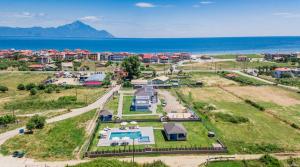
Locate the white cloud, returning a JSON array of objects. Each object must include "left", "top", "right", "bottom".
[
  {"left": 135, "top": 2, "right": 156, "bottom": 8},
  {"left": 12, "top": 12, "right": 46, "bottom": 18},
  {"left": 200, "top": 1, "right": 214, "bottom": 5},
  {"left": 79, "top": 16, "right": 101, "bottom": 22},
  {"left": 273, "top": 12, "right": 300, "bottom": 18}
]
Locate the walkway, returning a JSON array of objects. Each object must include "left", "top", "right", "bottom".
[{"left": 0, "top": 85, "right": 121, "bottom": 145}]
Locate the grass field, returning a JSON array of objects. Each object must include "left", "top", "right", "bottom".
[
  {"left": 178, "top": 87, "right": 300, "bottom": 153},
  {"left": 148, "top": 63, "right": 170, "bottom": 71},
  {"left": 222, "top": 86, "right": 300, "bottom": 127},
  {"left": 212, "top": 54, "right": 264, "bottom": 59},
  {"left": 178, "top": 60, "right": 298, "bottom": 71},
  {"left": 0, "top": 72, "right": 107, "bottom": 114},
  {"left": 122, "top": 96, "right": 151, "bottom": 115},
  {"left": 0, "top": 109, "right": 96, "bottom": 160},
  {"left": 104, "top": 95, "right": 119, "bottom": 115},
  {"left": 189, "top": 72, "right": 238, "bottom": 87},
  {"left": 89, "top": 121, "right": 215, "bottom": 152}
]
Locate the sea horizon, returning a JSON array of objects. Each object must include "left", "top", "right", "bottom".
[{"left": 0, "top": 36, "right": 300, "bottom": 54}]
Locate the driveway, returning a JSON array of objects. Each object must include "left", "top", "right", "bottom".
[{"left": 158, "top": 90, "right": 185, "bottom": 113}]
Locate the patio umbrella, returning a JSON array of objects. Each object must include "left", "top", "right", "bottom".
[
  {"left": 112, "top": 137, "right": 120, "bottom": 141},
  {"left": 120, "top": 122, "right": 128, "bottom": 126},
  {"left": 130, "top": 121, "right": 137, "bottom": 125}
]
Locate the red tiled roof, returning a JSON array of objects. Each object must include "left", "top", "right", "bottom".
[
  {"left": 160, "top": 56, "right": 168, "bottom": 60},
  {"left": 84, "top": 81, "right": 102, "bottom": 86},
  {"left": 274, "top": 67, "right": 291, "bottom": 72},
  {"left": 143, "top": 54, "right": 153, "bottom": 59},
  {"left": 29, "top": 64, "right": 44, "bottom": 68}
]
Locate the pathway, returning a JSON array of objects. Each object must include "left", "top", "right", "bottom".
[
  {"left": 0, "top": 85, "right": 121, "bottom": 145},
  {"left": 235, "top": 70, "right": 300, "bottom": 91},
  {"left": 117, "top": 92, "right": 124, "bottom": 118},
  {"left": 1, "top": 152, "right": 300, "bottom": 167}
]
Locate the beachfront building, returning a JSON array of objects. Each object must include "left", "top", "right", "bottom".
[
  {"left": 163, "top": 123, "right": 187, "bottom": 141},
  {"left": 131, "top": 85, "right": 157, "bottom": 112},
  {"left": 28, "top": 64, "right": 45, "bottom": 71},
  {"left": 108, "top": 53, "right": 129, "bottom": 62}
]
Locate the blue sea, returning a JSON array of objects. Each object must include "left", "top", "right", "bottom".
[{"left": 0, "top": 37, "right": 300, "bottom": 54}]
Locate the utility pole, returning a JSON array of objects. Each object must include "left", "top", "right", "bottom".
[{"left": 132, "top": 139, "right": 135, "bottom": 164}]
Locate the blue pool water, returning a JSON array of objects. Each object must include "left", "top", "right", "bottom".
[
  {"left": 139, "top": 136, "right": 150, "bottom": 142},
  {"left": 109, "top": 131, "right": 142, "bottom": 140}
]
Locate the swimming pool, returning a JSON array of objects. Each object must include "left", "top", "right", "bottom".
[
  {"left": 109, "top": 131, "right": 142, "bottom": 140},
  {"left": 139, "top": 136, "right": 150, "bottom": 142}
]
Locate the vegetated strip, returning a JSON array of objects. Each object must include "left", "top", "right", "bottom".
[{"left": 219, "top": 86, "right": 300, "bottom": 131}]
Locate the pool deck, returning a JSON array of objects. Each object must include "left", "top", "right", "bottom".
[{"left": 97, "top": 127, "right": 155, "bottom": 147}]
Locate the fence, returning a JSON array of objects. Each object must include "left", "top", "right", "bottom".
[{"left": 85, "top": 146, "right": 227, "bottom": 158}]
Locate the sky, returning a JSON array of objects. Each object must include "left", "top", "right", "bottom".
[{"left": 0, "top": 0, "right": 300, "bottom": 38}]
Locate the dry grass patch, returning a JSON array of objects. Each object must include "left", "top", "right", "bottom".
[
  {"left": 223, "top": 86, "right": 300, "bottom": 106},
  {"left": 180, "top": 87, "right": 241, "bottom": 103}
]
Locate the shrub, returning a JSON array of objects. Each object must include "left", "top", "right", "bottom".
[
  {"left": 0, "top": 85, "right": 8, "bottom": 92},
  {"left": 214, "top": 112, "right": 249, "bottom": 124},
  {"left": 193, "top": 101, "right": 207, "bottom": 110},
  {"left": 44, "top": 87, "right": 54, "bottom": 94},
  {"left": 245, "top": 99, "right": 265, "bottom": 111},
  {"left": 291, "top": 123, "right": 299, "bottom": 129},
  {"left": 26, "top": 83, "right": 36, "bottom": 90},
  {"left": 30, "top": 88, "right": 38, "bottom": 95},
  {"left": 259, "top": 154, "right": 282, "bottom": 167},
  {"left": 55, "top": 88, "right": 61, "bottom": 93},
  {"left": 37, "top": 83, "right": 46, "bottom": 90},
  {"left": 0, "top": 115, "right": 16, "bottom": 126},
  {"left": 17, "top": 84, "right": 25, "bottom": 90},
  {"left": 123, "top": 81, "right": 132, "bottom": 88},
  {"left": 26, "top": 115, "right": 46, "bottom": 131}
]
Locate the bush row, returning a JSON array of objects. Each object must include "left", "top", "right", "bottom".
[
  {"left": 214, "top": 112, "right": 249, "bottom": 124},
  {"left": 244, "top": 99, "right": 265, "bottom": 111}
]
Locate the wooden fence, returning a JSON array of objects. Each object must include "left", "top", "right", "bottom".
[{"left": 85, "top": 146, "right": 227, "bottom": 158}]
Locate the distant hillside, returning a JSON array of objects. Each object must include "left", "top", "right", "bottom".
[{"left": 0, "top": 21, "right": 114, "bottom": 39}]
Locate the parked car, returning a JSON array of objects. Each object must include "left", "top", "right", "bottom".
[
  {"left": 17, "top": 151, "right": 25, "bottom": 158},
  {"left": 12, "top": 151, "right": 19, "bottom": 157}
]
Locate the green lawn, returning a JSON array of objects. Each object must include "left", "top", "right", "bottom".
[
  {"left": 122, "top": 96, "right": 151, "bottom": 115},
  {"left": 0, "top": 109, "right": 96, "bottom": 160},
  {"left": 177, "top": 87, "right": 300, "bottom": 153},
  {"left": 0, "top": 72, "right": 107, "bottom": 115},
  {"left": 178, "top": 60, "right": 298, "bottom": 71},
  {"left": 213, "top": 54, "right": 264, "bottom": 59},
  {"left": 104, "top": 95, "right": 119, "bottom": 115},
  {"left": 89, "top": 121, "right": 215, "bottom": 152}
]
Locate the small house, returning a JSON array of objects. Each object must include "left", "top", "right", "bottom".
[
  {"left": 131, "top": 79, "right": 149, "bottom": 88},
  {"left": 152, "top": 76, "right": 169, "bottom": 85},
  {"left": 61, "top": 62, "right": 74, "bottom": 71},
  {"left": 236, "top": 55, "right": 250, "bottom": 62},
  {"left": 99, "top": 109, "right": 113, "bottom": 121},
  {"left": 28, "top": 64, "right": 44, "bottom": 71},
  {"left": 131, "top": 85, "right": 157, "bottom": 111},
  {"left": 273, "top": 67, "right": 293, "bottom": 78},
  {"left": 163, "top": 123, "right": 187, "bottom": 141}
]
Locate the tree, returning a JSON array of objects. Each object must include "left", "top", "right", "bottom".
[
  {"left": 44, "top": 87, "right": 54, "bottom": 93},
  {"left": 26, "top": 115, "right": 46, "bottom": 131},
  {"left": 0, "top": 86, "right": 8, "bottom": 93},
  {"left": 30, "top": 88, "right": 38, "bottom": 95},
  {"left": 26, "top": 121, "right": 35, "bottom": 132},
  {"left": 121, "top": 56, "right": 141, "bottom": 80},
  {"left": 17, "top": 84, "right": 25, "bottom": 90}
]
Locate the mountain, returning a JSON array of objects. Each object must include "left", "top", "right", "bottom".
[{"left": 0, "top": 21, "right": 114, "bottom": 39}]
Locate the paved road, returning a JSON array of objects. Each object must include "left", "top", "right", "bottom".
[
  {"left": 235, "top": 71, "right": 300, "bottom": 91},
  {"left": 0, "top": 85, "right": 121, "bottom": 145}
]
